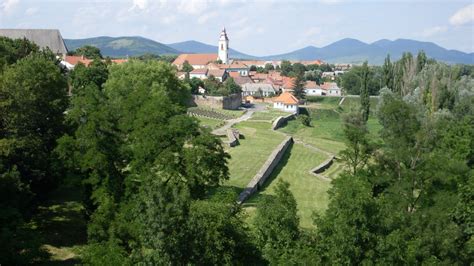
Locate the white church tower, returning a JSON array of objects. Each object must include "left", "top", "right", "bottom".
[{"left": 218, "top": 28, "right": 229, "bottom": 64}]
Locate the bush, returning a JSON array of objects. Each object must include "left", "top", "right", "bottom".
[{"left": 298, "top": 114, "right": 312, "bottom": 127}]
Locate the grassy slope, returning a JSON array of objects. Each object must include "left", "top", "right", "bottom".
[
  {"left": 248, "top": 109, "right": 289, "bottom": 121},
  {"left": 195, "top": 116, "right": 225, "bottom": 129},
  {"left": 245, "top": 143, "right": 330, "bottom": 228},
  {"left": 225, "top": 121, "right": 285, "bottom": 189},
  {"left": 282, "top": 96, "right": 381, "bottom": 154}
]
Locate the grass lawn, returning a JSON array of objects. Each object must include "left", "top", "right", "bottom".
[
  {"left": 188, "top": 106, "right": 245, "bottom": 119},
  {"left": 29, "top": 176, "right": 87, "bottom": 264},
  {"left": 225, "top": 121, "right": 285, "bottom": 189},
  {"left": 244, "top": 143, "right": 331, "bottom": 229},
  {"left": 280, "top": 108, "right": 381, "bottom": 154},
  {"left": 195, "top": 116, "right": 225, "bottom": 129},
  {"left": 249, "top": 109, "right": 289, "bottom": 122}
]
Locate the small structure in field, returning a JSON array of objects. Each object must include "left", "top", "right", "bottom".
[{"left": 273, "top": 92, "right": 299, "bottom": 113}]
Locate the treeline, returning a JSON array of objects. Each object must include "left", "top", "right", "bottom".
[
  {"left": 1, "top": 38, "right": 472, "bottom": 264},
  {"left": 0, "top": 37, "right": 69, "bottom": 263},
  {"left": 339, "top": 51, "right": 474, "bottom": 95}
]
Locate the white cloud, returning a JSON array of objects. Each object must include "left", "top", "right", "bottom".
[
  {"left": 198, "top": 11, "right": 218, "bottom": 24},
  {"left": 304, "top": 27, "right": 322, "bottom": 37},
  {"left": 178, "top": 0, "right": 209, "bottom": 14},
  {"left": 130, "top": 0, "right": 149, "bottom": 11},
  {"left": 421, "top": 26, "right": 448, "bottom": 37},
  {"left": 1, "top": 0, "right": 20, "bottom": 13},
  {"left": 449, "top": 4, "right": 474, "bottom": 26},
  {"left": 25, "top": 7, "right": 37, "bottom": 16},
  {"left": 161, "top": 15, "right": 176, "bottom": 25}
]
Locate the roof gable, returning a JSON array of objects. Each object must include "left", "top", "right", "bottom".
[{"left": 0, "top": 29, "right": 68, "bottom": 54}]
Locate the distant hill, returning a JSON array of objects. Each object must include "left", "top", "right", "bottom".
[
  {"left": 262, "top": 38, "right": 474, "bottom": 65},
  {"left": 167, "top": 40, "right": 257, "bottom": 59},
  {"left": 64, "top": 36, "right": 473, "bottom": 65},
  {"left": 64, "top": 36, "right": 179, "bottom": 57}
]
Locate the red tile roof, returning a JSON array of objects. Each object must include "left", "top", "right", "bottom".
[
  {"left": 173, "top": 53, "right": 218, "bottom": 66},
  {"left": 191, "top": 68, "right": 208, "bottom": 74},
  {"left": 304, "top": 81, "right": 319, "bottom": 89},
  {"left": 273, "top": 92, "right": 299, "bottom": 105},
  {"left": 64, "top": 55, "right": 92, "bottom": 67}
]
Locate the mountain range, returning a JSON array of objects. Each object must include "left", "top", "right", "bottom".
[{"left": 64, "top": 36, "right": 473, "bottom": 65}]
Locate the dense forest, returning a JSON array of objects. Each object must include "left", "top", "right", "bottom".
[{"left": 1, "top": 37, "right": 473, "bottom": 264}]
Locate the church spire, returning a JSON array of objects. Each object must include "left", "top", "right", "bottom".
[{"left": 218, "top": 28, "right": 229, "bottom": 64}]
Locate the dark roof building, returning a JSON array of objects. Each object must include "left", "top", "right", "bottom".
[{"left": 0, "top": 29, "right": 68, "bottom": 55}]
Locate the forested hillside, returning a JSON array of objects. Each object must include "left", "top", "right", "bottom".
[{"left": 1, "top": 37, "right": 472, "bottom": 264}]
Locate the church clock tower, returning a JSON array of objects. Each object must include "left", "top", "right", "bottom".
[{"left": 218, "top": 28, "right": 229, "bottom": 64}]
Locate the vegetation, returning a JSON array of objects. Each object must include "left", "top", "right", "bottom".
[
  {"left": 248, "top": 143, "right": 329, "bottom": 228},
  {"left": 1, "top": 39, "right": 472, "bottom": 265},
  {"left": 72, "top": 45, "right": 103, "bottom": 59},
  {"left": 225, "top": 122, "right": 285, "bottom": 188}
]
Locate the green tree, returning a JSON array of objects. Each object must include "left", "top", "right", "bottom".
[
  {"left": 293, "top": 74, "right": 306, "bottom": 99},
  {"left": 223, "top": 77, "right": 242, "bottom": 94},
  {"left": 360, "top": 61, "right": 370, "bottom": 122},
  {"left": 254, "top": 180, "right": 300, "bottom": 263},
  {"left": 0, "top": 54, "right": 68, "bottom": 263},
  {"left": 292, "top": 62, "right": 306, "bottom": 77},
  {"left": 0, "top": 37, "right": 39, "bottom": 71},
  {"left": 188, "top": 77, "right": 204, "bottom": 94},
  {"left": 182, "top": 60, "right": 193, "bottom": 73},
  {"left": 416, "top": 50, "right": 427, "bottom": 73},
  {"left": 382, "top": 54, "right": 393, "bottom": 89},
  {"left": 264, "top": 63, "right": 275, "bottom": 72},
  {"left": 339, "top": 113, "right": 372, "bottom": 174},
  {"left": 280, "top": 60, "right": 292, "bottom": 76},
  {"left": 74, "top": 45, "right": 103, "bottom": 59}
]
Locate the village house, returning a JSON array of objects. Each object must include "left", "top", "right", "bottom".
[
  {"left": 207, "top": 68, "right": 227, "bottom": 81},
  {"left": 173, "top": 53, "right": 219, "bottom": 70},
  {"left": 241, "top": 83, "right": 276, "bottom": 97},
  {"left": 304, "top": 81, "right": 324, "bottom": 96},
  {"left": 273, "top": 92, "right": 299, "bottom": 113},
  {"left": 228, "top": 72, "right": 253, "bottom": 85},
  {"left": 189, "top": 68, "right": 208, "bottom": 79},
  {"left": 321, "top": 82, "right": 342, "bottom": 96}
]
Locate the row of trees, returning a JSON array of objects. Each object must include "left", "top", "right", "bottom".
[{"left": 338, "top": 51, "right": 474, "bottom": 96}]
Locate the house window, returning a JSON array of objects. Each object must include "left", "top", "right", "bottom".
[{"left": 221, "top": 44, "right": 223, "bottom": 50}]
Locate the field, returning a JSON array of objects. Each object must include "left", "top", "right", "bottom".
[
  {"left": 225, "top": 121, "right": 285, "bottom": 188},
  {"left": 248, "top": 108, "right": 289, "bottom": 121},
  {"left": 282, "top": 96, "right": 381, "bottom": 154},
  {"left": 195, "top": 116, "right": 225, "bottom": 129},
  {"left": 244, "top": 143, "right": 330, "bottom": 228}
]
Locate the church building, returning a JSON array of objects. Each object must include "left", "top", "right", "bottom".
[{"left": 173, "top": 28, "right": 249, "bottom": 78}]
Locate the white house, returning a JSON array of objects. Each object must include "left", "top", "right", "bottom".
[
  {"left": 321, "top": 82, "right": 342, "bottom": 96},
  {"left": 273, "top": 92, "right": 299, "bottom": 113},
  {"left": 304, "top": 81, "right": 325, "bottom": 96},
  {"left": 241, "top": 83, "right": 276, "bottom": 97},
  {"left": 189, "top": 68, "right": 208, "bottom": 80}
]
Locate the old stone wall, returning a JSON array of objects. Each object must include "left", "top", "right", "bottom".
[
  {"left": 272, "top": 113, "right": 296, "bottom": 130},
  {"left": 237, "top": 136, "right": 293, "bottom": 204},
  {"left": 189, "top": 93, "right": 242, "bottom": 110},
  {"left": 310, "top": 156, "right": 335, "bottom": 175},
  {"left": 224, "top": 128, "right": 239, "bottom": 147}
]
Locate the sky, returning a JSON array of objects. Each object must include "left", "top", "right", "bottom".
[{"left": 0, "top": 0, "right": 473, "bottom": 56}]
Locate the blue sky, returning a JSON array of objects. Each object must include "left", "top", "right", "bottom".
[{"left": 0, "top": 0, "right": 473, "bottom": 55}]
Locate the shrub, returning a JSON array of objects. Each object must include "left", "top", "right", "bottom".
[{"left": 298, "top": 114, "right": 312, "bottom": 127}]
